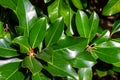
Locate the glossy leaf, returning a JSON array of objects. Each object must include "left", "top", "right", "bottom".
[
  {"left": 92, "top": 30, "right": 110, "bottom": 46},
  {"left": 0, "top": 58, "right": 22, "bottom": 66},
  {"left": 103, "top": 0, "right": 120, "bottom": 16},
  {"left": 111, "top": 20, "right": 120, "bottom": 35},
  {"left": 22, "top": 56, "right": 43, "bottom": 75},
  {"left": 0, "top": 21, "right": 5, "bottom": 38},
  {"left": 29, "top": 17, "right": 47, "bottom": 48},
  {"left": 0, "top": 0, "right": 17, "bottom": 10},
  {"left": 48, "top": 0, "right": 60, "bottom": 22},
  {"left": 76, "top": 10, "right": 90, "bottom": 38},
  {"left": 70, "top": 51, "right": 96, "bottom": 68},
  {"left": 0, "top": 62, "right": 24, "bottom": 80},
  {"left": 60, "top": 0, "right": 74, "bottom": 36},
  {"left": 32, "top": 72, "right": 50, "bottom": 80},
  {"left": 78, "top": 68, "right": 92, "bottom": 80},
  {"left": 52, "top": 36, "right": 88, "bottom": 59},
  {"left": 13, "top": 36, "right": 30, "bottom": 53},
  {"left": 44, "top": 53, "right": 78, "bottom": 80},
  {"left": 88, "top": 12, "right": 99, "bottom": 43},
  {"left": 16, "top": 0, "right": 37, "bottom": 37},
  {"left": 71, "top": 0, "right": 83, "bottom": 9},
  {"left": 45, "top": 17, "right": 64, "bottom": 47},
  {"left": 92, "top": 40, "right": 120, "bottom": 63},
  {"left": 0, "top": 37, "right": 18, "bottom": 58}
]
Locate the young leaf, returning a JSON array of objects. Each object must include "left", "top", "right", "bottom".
[
  {"left": 45, "top": 17, "right": 64, "bottom": 47},
  {"left": 76, "top": 10, "right": 90, "bottom": 38},
  {"left": 32, "top": 72, "right": 50, "bottom": 80},
  {"left": 0, "top": 0, "right": 18, "bottom": 10},
  {"left": 0, "top": 21, "right": 5, "bottom": 38},
  {"left": 102, "top": 0, "right": 120, "bottom": 16},
  {"left": 13, "top": 36, "right": 30, "bottom": 53},
  {"left": 111, "top": 20, "right": 120, "bottom": 35},
  {"left": 70, "top": 51, "right": 96, "bottom": 68},
  {"left": 29, "top": 17, "right": 47, "bottom": 48},
  {"left": 88, "top": 12, "right": 99, "bottom": 43},
  {"left": 22, "top": 56, "right": 43, "bottom": 75},
  {"left": 16, "top": 0, "right": 37, "bottom": 37},
  {"left": 78, "top": 68, "right": 92, "bottom": 80},
  {"left": 0, "top": 62, "right": 24, "bottom": 80}
]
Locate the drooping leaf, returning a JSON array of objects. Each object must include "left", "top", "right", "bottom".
[
  {"left": 92, "top": 30, "right": 110, "bottom": 46},
  {"left": 78, "top": 68, "right": 92, "bottom": 80},
  {"left": 52, "top": 36, "right": 88, "bottom": 60},
  {"left": 111, "top": 20, "right": 120, "bottom": 35},
  {"left": 76, "top": 10, "right": 90, "bottom": 38},
  {"left": 102, "top": 0, "right": 120, "bottom": 16},
  {"left": 0, "top": 0, "right": 18, "bottom": 10},
  {"left": 88, "top": 11, "right": 99, "bottom": 43},
  {"left": 32, "top": 72, "right": 50, "bottom": 80},
  {"left": 0, "top": 21, "right": 5, "bottom": 38},
  {"left": 70, "top": 51, "right": 96, "bottom": 68},
  {"left": 22, "top": 56, "right": 43, "bottom": 75},
  {"left": 29, "top": 17, "right": 47, "bottom": 48},
  {"left": 0, "top": 62, "right": 24, "bottom": 80},
  {"left": 92, "top": 40, "right": 120, "bottom": 63},
  {"left": 0, "top": 36, "right": 18, "bottom": 58},
  {"left": 16, "top": 0, "right": 37, "bottom": 37},
  {"left": 13, "top": 36, "right": 30, "bottom": 53},
  {"left": 45, "top": 17, "right": 64, "bottom": 47},
  {"left": 71, "top": 0, "right": 83, "bottom": 9}
]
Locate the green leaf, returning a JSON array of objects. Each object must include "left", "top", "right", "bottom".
[
  {"left": 88, "top": 12, "right": 99, "bottom": 43},
  {"left": 29, "top": 17, "right": 47, "bottom": 48},
  {"left": 48, "top": 0, "right": 60, "bottom": 22},
  {"left": 0, "top": 37, "right": 18, "bottom": 58},
  {"left": 76, "top": 10, "right": 90, "bottom": 38},
  {"left": 32, "top": 72, "right": 50, "bottom": 80},
  {"left": 13, "top": 36, "right": 30, "bottom": 53},
  {"left": 92, "top": 40, "right": 120, "bottom": 63},
  {"left": 102, "top": 0, "right": 120, "bottom": 16},
  {"left": 22, "top": 56, "right": 43, "bottom": 75},
  {"left": 52, "top": 36, "right": 88, "bottom": 59},
  {"left": 0, "top": 22, "right": 5, "bottom": 38},
  {"left": 111, "top": 20, "right": 120, "bottom": 35},
  {"left": 92, "top": 30, "right": 110, "bottom": 46},
  {"left": 0, "top": 0, "right": 17, "bottom": 10},
  {"left": 45, "top": 17, "right": 64, "bottom": 47},
  {"left": 71, "top": 0, "right": 83, "bottom": 9},
  {"left": 0, "top": 58, "right": 22, "bottom": 66},
  {"left": 16, "top": 0, "right": 37, "bottom": 37},
  {"left": 0, "top": 62, "right": 24, "bottom": 80},
  {"left": 70, "top": 51, "right": 96, "bottom": 68},
  {"left": 96, "top": 69, "right": 107, "bottom": 77},
  {"left": 60, "top": 0, "right": 74, "bottom": 36},
  {"left": 78, "top": 68, "right": 92, "bottom": 80},
  {"left": 44, "top": 53, "right": 78, "bottom": 80}
]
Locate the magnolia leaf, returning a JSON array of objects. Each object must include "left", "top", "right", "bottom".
[
  {"left": 103, "top": 0, "right": 120, "bottom": 16},
  {"left": 78, "top": 68, "right": 92, "bottom": 80},
  {"left": 29, "top": 17, "right": 47, "bottom": 48},
  {"left": 22, "top": 56, "right": 43, "bottom": 75},
  {"left": 45, "top": 17, "right": 64, "bottom": 47},
  {"left": 0, "top": 62, "right": 24, "bottom": 80}
]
